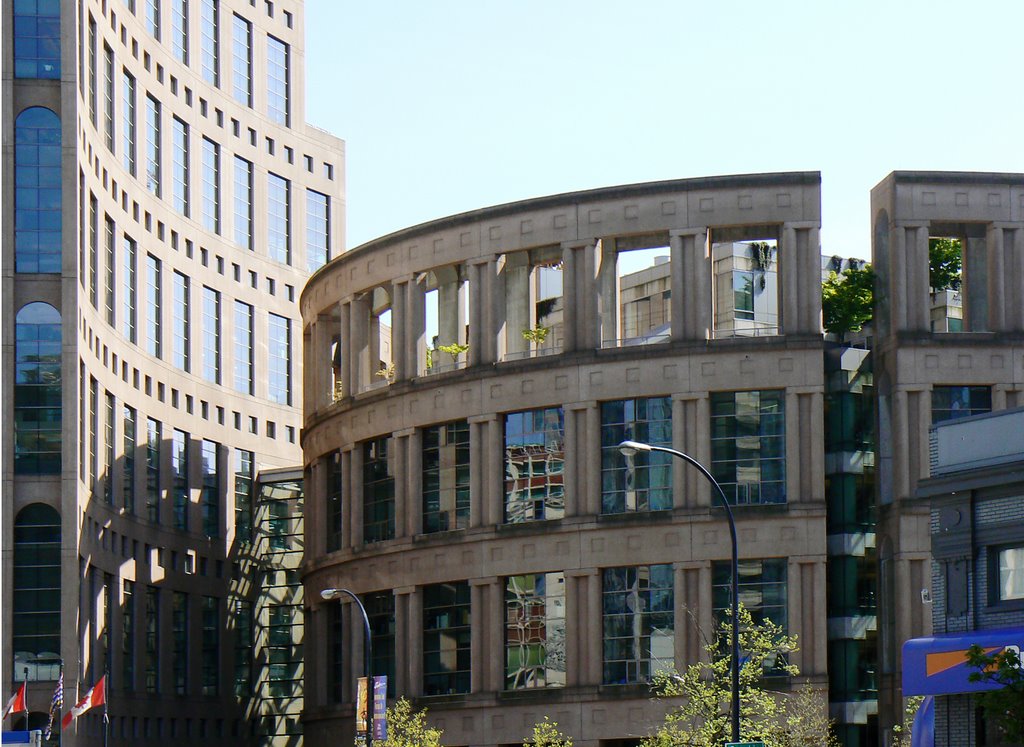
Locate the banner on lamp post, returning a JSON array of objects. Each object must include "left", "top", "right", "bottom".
[
  {"left": 355, "top": 677, "right": 369, "bottom": 735},
  {"left": 373, "top": 676, "right": 387, "bottom": 741}
]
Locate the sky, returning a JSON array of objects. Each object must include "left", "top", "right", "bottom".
[{"left": 304, "top": 1, "right": 1024, "bottom": 260}]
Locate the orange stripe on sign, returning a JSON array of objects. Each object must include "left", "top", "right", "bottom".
[{"left": 926, "top": 646, "right": 1001, "bottom": 677}]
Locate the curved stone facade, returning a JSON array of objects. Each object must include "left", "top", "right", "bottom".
[
  {"left": 2, "top": 0, "right": 343, "bottom": 743},
  {"left": 301, "top": 174, "right": 829, "bottom": 746}
]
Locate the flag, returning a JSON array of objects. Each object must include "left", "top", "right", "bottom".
[
  {"left": 2, "top": 682, "right": 27, "bottom": 719},
  {"left": 61, "top": 675, "right": 105, "bottom": 731},
  {"left": 44, "top": 670, "right": 63, "bottom": 740}
]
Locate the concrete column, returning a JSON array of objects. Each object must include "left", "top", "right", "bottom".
[
  {"left": 674, "top": 228, "right": 710, "bottom": 340},
  {"left": 487, "top": 578, "right": 504, "bottom": 692},
  {"left": 677, "top": 395, "right": 711, "bottom": 508},
  {"left": 470, "top": 580, "right": 486, "bottom": 692},
  {"left": 408, "top": 588, "right": 423, "bottom": 696},
  {"left": 349, "top": 294, "right": 370, "bottom": 394},
  {"left": 673, "top": 563, "right": 687, "bottom": 672},
  {"left": 909, "top": 224, "right": 931, "bottom": 333},
  {"left": 671, "top": 397, "right": 689, "bottom": 509},
  {"left": 598, "top": 240, "right": 619, "bottom": 346},
  {"left": 342, "top": 602, "right": 355, "bottom": 703},
  {"left": 565, "top": 572, "right": 583, "bottom": 686},
  {"left": 579, "top": 240, "right": 601, "bottom": 350},
  {"left": 586, "top": 570, "right": 602, "bottom": 685},
  {"left": 394, "top": 429, "right": 412, "bottom": 539},
  {"left": 986, "top": 225, "right": 1006, "bottom": 333},
  {"left": 583, "top": 403, "right": 601, "bottom": 516},
  {"left": 562, "top": 406, "right": 580, "bottom": 518},
  {"left": 486, "top": 415, "right": 504, "bottom": 525},
  {"left": 561, "top": 243, "right": 578, "bottom": 351},
  {"left": 781, "top": 224, "right": 799, "bottom": 335},
  {"left": 309, "top": 607, "right": 327, "bottom": 707},
  {"left": 338, "top": 300, "right": 351, "bottom": 399},
  {"left": 368, "top": 301, "right": 382, "bottom": 378},
  {"left": 348, "top": 445, "right": 363, "bottom": 547},
  {"left": 785, "top": 391, "right": 802, "bottom": 502},
  {"left": 800, "top": 227, "right": 823, "bottom": 333},
  {"left": 809, "top": 391, "right": 825, "bottom": 502},
  {"left": 891, "top": 389, "right": 909, "bottom": 500},
  {"left": 307, "top": 317, "right": 326, "bottom": 413},
  {"left": 340, "top": 447, "right": 353, "bottom": 551},
  {"left": 965, "top": 234, "right": 988, "bottom": 332},
  {"left": 394, "top": 588, "right": 413, "bottom": 696},
  {"left": 890, "top": 226, "right": 908, "bottom": 333},
  {"left": 391, "top": 277, "right": 408, "bottom": 379},
  {"left": 503, "top": 252, "right": 531, "bottom": 358},
  {"left": 406, "top": 276, "right": 426, "bottom": 376},
  {"left": 788, "top": 557, "right": 804, "bottom": 673},
  {"left": 468, "top": 416, "right": 486, "bottom": 528},
  {"left": 1011, "top": 228, "right": 1024, "bottom": 331},
  {"left": 480, "top": 257, "right": 500, "bottom": 364},
  {"left": 468, "top": 261, "right": 485, "bottom": 366},
  {"left": 404, "top": 428, "right": 422, "bottom": 537},
  {"left": 436, "top": 267, "right": 465, "bottom": 349}
]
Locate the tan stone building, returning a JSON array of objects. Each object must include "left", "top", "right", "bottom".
[
  {"left": 1, "top": 0, "right": 343, "bottom": 743},
  {"left": 301, "top": 173, "right": 830, "bottom": 746}
]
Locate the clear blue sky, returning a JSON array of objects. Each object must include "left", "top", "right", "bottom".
[{"left": 304, "top": 1, "right": 1024, "bottom": 259}]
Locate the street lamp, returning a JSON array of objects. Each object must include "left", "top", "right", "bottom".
[
  {"left": 618, "top": 440, "right": 741, "bottom": 744},
  {"left": 321, "top": 588, "right": 375, "bottom": 746}
]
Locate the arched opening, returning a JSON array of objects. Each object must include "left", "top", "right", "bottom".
[{"left": 13, "top": 503, "right": 62, "bottom": 681}]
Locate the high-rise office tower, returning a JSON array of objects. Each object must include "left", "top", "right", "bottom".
[{"left": 2, "top": 1, "right": 343, "bottom": 743}]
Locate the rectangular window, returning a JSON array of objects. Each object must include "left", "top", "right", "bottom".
[
  {"left": 366, "top": 592, "right": 396, "bottom": 695},
  {"left": 266, "top": 36, "right": 289, "bottom": 125},
  {"left": 504, "top": 408, "right": 565, "bottom": 523},
  {"left": 306, "top": 189, "right": 330, "bottom": 272},
  {"left": 710, "top": 390, "right": 786, "bottom": 505},
  {"left": 267, "top": 605, "right": 299, "bottom": 698},
  {"left": 201, "top": 597, "right": 219, "bottom": 694},
  {"left": 172, "top": 271, "right": 190, "bottom": 371},
  {"left": 233, "top": 599, "right": 253, "bottom": 697},
  {"left": 104, "top": 392, "right": 115, "bottom": 505},
  {"left": 145, "top": 0, "right": 160, "bottom": 38},
  {"left": 234, "top": 449, "right": 253, "bottom": 543},
  {"left": 172, "top": 591, "right": 188, "bottom": 694},
  {"left": 123, "top": 406, "right": 136, "bottom": 514},
  {"left": 267, "top": 497, "right": 290, "bottom": 551},
  {"left": 931, "top": 385, "right": 991, "bottom": 424},
  {"left": 200, "top": 0, "right": 219, "bottom": 86},
  {"left": 89, "top": 194, "right": 98, "bottom": 308},
  {"left": 172, "top": 429, "right": 189, "bottom": 531},
  {"left": 202, "top": 287, "right": 220, "bottom": 383},
  {"left": 146, "top": 418, "right": 161, "bottom": 523},
  {"left": 326, "top": 452, "right": 342, "bottom": 552},
  {"left": 171, "top": 117, "right": 189, "bottom": 216},
  {"left": 734, "top": 270, "right": 755, "bottom": 320},
  {"left": 88, "top": 17, "right": 97, "bottom": 124},
  {"left": 145, "top": 586, "right": 159, "bottom": 693},
  {"left": 145, "top": 95, "right": 161, "bottom": 196},
  {"left": 201, "top": 440, "right": 219, "bottom": 537},
  {"left": 601, "top": 397, "right": 672, "bottom": 514},
  {"left": 233, "top": 156, "right": 253, "bottom": 250},
  {"left": 103, "top": 45, "right": 115, "bottom": 150},
  {"left": 122, "top": 580, "right": 135, "bottom": 689},
  {"left": 994, "top": 546, "right": 1024, "bottom": 602},
  {"left": 89, "top": 378, "right": 99, "bottom": 492},
  {"left": 233, "top": 300, "right": 253, "bottom": 395},
  {"left": 422, "top": 420, "right": 470, "bottom": 532},
  {"left": 123, "top": 70, "right": 137, "bottom": 176},
  {"left": 123, "top": 234, "right": 137, "bottom": 343},
  {"left": 171, "top": 0, "right": 187, "bottom": 64},
  {"left": 201, "top": 138, "right": 220, "bottom": 233},
  {"left": 231, "top": 14, "right": 252, "bottom": 106},
  {"left": 104, "top": 216, "right": 116, "bottom": 326},
  {"left": 713, "top": 558, "right": 788, "bottom": 672},
  {"left": 267, "top": 173, "right": 290, "bottom": 264},
  {"left": 506, "top": 572, "right": 566, "bottom": 689},
  {"left": 267, "top": 313, "right": 291, "bottom": 404},
  {"left": 363, "top": 437, "right": 395, "bottom": 543},
  {"left": 423, "top": 582, "right": 471, "bottom": 695},
  {"left": 146, "top": 254, "right": 162, "bottom": 358},
  {"left": 602, "top": 564, "right": 674, "bottom": 684}
]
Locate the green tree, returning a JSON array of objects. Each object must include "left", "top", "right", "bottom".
[
  {"left": 928, "top": 237, "right": 962, "bottom": 291},
  {"left": 524, "top": 716, "right": 573, "bottom": 747},
  {"left": 437, "top": 342, "right": 469, "bottom": 364},
  {"left": 640, "top": 605, "right": 838, "bottom": 747},
  {"left": 822, "top": 265, "right": 875, "bottom": 336},
  {"left": 378, "top": 697, "right": 444, "bottom": 747},
  {"left": 966, "top": 643, "right": 1024, "bottom": 744}
]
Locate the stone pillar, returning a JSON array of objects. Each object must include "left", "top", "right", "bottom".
[
  {"left": 394, "top": 429, "right": 414, "bottom": 539},
  {"left": 407, "top": 588, "right": 423, "bottom": 696},
  {"left": 486, "top": 414, "right": 504, "bottom": 525},
  {"left": 348, "top": 445, "right": 363, "bottom": 548},
  {"left": 436, "top": 266, "right": 465, "bottom": 349},
  {"left": 487, "top": 578, "right": 504, "bottom": 693},
  {"left": 584, "top": 403, "right": 601, "bottom": 516},
  {"left": 404, "top": 428, "right": 422, "bottom": 537},
  {"left": 394, "top": 587, "right": 413, "bottom": 696},
  {"left": 598, "top": 240, "right": 619, "bottom": 346},
  {"left": 503, "top": 252, "right": 531, "bottom": 358},
  {"left": 890, "top": 224, "right": 908, "bottom": 334},
  {"left": 561, "top": 243, "right": 578, "bottom": 352},
  {"left": 470, "top": 579, "right": 486, "bottom": 692},
  {"left": 672, "top": 228, "right": 710, "bottom": 341},
  {"left": 342, "top": 601, "right": 356, "bottom": 703},
  {"left": 907, "top": 224, "right": 931, "bottom": 333},
  {"left": 1011, "top": 227, "right": 1024, "bottom": 331},
  {"left": 406, "top": 276, "right": 427, "bottom": 377},
  {"left": 307, "top": 317, "right": 326, "bottom": 413},
  {"left": 561, "top": 240, "right": 600, "bottom": 351},
  {"left": 340, "top": 447, "right": 353, "bottom": 551},
  {"left": 785, "top": 391, "right": 802, "bottom": 502},
  {"left": 349, "top": 294, "right": 370, "bottom": 394},
  {"left": 467, "top": 257, "right": 499, "bottom": 365},
  {"left": 368, "top": 297, "right": 382, "bottom": 378},
  {"left": 586, "top": 570, "right": 603, "bottom": 685},
  {"left": 797, "top": 225, "right": 822, "bottom": 333},
  {"left": 780, "top": 224, "right": 799, "bottom": 335},
  {"left": 338, "top": 300, "right": 351, "bottom": 399},
  {"left": 391, "top": 277, "right": 408, "bottom": 379},
  {"left": 986, "top": 225, "right": 1007, "bottom": 333},
  {"left": 674, "top": 395, "right": 709, "bottom": 508}
]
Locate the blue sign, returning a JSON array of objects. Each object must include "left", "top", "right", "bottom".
[
  {"left": 372, "top": 676, "right": 387, "bottom": 741},
  {"left": 1, "top": 732, "right": 32, "bottom": 744},
  {"left": 902, "top": 627, "right": 1024, "bottom": 696}
]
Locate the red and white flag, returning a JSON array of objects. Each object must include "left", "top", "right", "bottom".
[
  {"left": 2, "top": 682, "right": 27, "bottom": 719},
  {"left": 61, "top": 676, "right": 105, "bottom": 731}
]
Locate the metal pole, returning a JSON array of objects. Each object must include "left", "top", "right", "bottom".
[
  {"left": 23, "top": 667, "right": 29, "bottom": 733},
  {"left": 322, "top": 588, "right": 374, "bottom": 747},
  {"left": 619, "top": 441, "right": 741, "bottom": 744}
]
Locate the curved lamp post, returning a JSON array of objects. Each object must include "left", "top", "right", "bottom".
[
  {"left": 321, "top": 588, "right": 374, "bottom": 746},
  {"left": 618, "top": 440, "right": 741, "bottom": 744}
]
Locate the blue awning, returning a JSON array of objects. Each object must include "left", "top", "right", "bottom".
[
  {"left": 903, "top": 627, "right": 1024, "bottom": 696},
  {"left": 910, "top": 696, "right": 934, "bottom": 747}
]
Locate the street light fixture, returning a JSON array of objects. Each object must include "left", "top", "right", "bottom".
[
  {"left": 618, "top": 440, "right": 742, "bottom": 744},
  {"left": 321, "top": 588, "right": 375, "bottom": 746}
]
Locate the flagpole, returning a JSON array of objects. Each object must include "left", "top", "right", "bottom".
[
  {"left": 23, "top": 667, "right": 28, "bottom": 732},
  {"left": 103, "top": 668, "right": 109, "bottom": 747}
]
